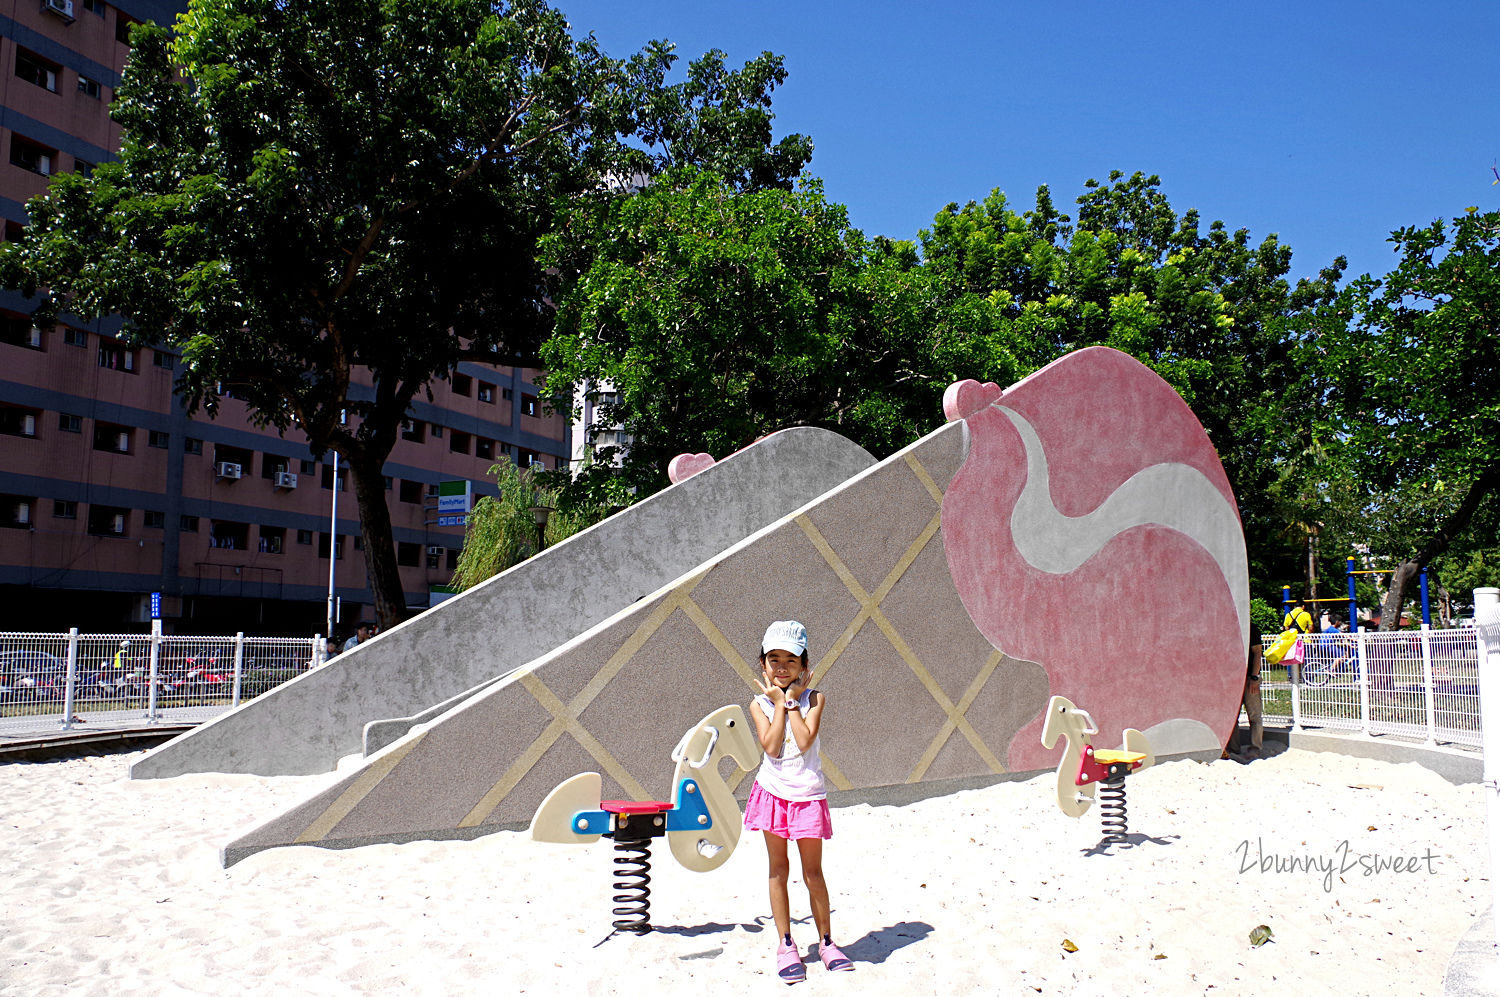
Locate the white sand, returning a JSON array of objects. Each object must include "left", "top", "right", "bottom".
[{"left": 0, "top": 745, "right": 1488, "bottom": 996}]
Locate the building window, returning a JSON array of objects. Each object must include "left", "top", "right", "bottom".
[
  {"left": 259, "top": 526, "right": 285, "bottom": 554},
  {"left": 62, "top": 327, "right": 86, "bottom": 348},
  {"left": 148, "top": 430, "right": 170, "bottom": 449},
  {"left": 1, "top": 318, "right": 44, "bottom": 350},
  {"left": 184, "top": 437, "right": 203, "bottom": 455},
  {"left": 53, "top": 499, "right": 77, "bottom": 520},
  {"left": 261, "top": 454, "right": 290, "bottom": 479},
  {"left": 500, "top": 442, "right": 512, "bottom": 454},
  {"left": 301, "top": 459, "right": 316, "bottom": 474},
  {"left": 449, "top": 429, "right": 470, "bottom": 455},
  {"left": 398, "top": 479, "right": 423, "bottom": 504},
  {"left": 296, "top": 529, "right": 313, "bottom": 545},
  {"left": 143, "top": 510, "right": 165, "bottom": 529},
  {"left": 58, "top": 413, "right": 82, "bottom": 434},
  {"left": 9, "top": 135, "right": 56, "bottom": 176},
  {"left": 320, "top": 463, "right": 345, "bottom": 490},
  {"left": 353, "top": 536, "right": 364, "bottom": 551},
  {"left": 92, "top": 423, "right": 131, "bottom": 453},
  {"left": 82, "top": 0, "right": 105, "bottom": 16},
  {"left": 0, "top": 406, "right": 40, "bottom": 438},
  {"left": 401, "top": 419, "right": 425, "bottom": 443},
  {"left": 14, "top": 50, "right": 59, "bottom": 93},
  {"left": 447, "top": 548, "right": 459, "bottom": 571},
  {"left": 429, "top": 423, "right": 443, "bottom": 439},
  {"left": 77, "top": 75, "right": 101, "bottom": 99},
  {"left": 116, "top": 14, "right": 139, "bottom": 45},
  {"left": 152, "top": 350, "right": 174, "bottom": 369},
  {"left": 475, "top": 438, "right": 494, "bottom": 460},
  {"left": 383, "top": 476, "right": 393, "bottom": 491},
  {"left": 180, "top": 515, "right": 199, "bottom": 533},
  {"left": 97, "top": 336, "right": 136, "bottom": 372},
  {"left": 74, "top": 159, "right": 93, "bottom": 177},
  {"left": 86, "top": 505, "right": 130, "bottom": 537},
  {"left": 521, "top": 394, "right": 539, "bottom": 417},
  {"left": 452, "top": 372, "right": 472, "bottom": 397},
  {"left": 397, "top": 542, "right": 420, "bottom": 567},
  {"left": 477, "top": 382, "right": 495, "bottom": 403},
  {"left": 502, "top": 388, "right": 513, "bottom": 401},
  {"left": 426, "top": 482, "right": 440, "bottom": 497},
  {"left": 209, "top": 520, "right": 249, "bottom": 550},
  {"left": 4, "top": 497, "right": 34, "bottom": 529},
  {"left": 317, "top": 534, "right": 344, "bottom": 559}
]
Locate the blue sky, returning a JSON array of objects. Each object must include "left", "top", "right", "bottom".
[{"left": 560, "top": 1, "right": 1500, "bottom": 284}]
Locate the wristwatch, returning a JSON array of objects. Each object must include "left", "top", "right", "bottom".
[{"left": 783, "top": 697, "right": 800, "bottom": 711}]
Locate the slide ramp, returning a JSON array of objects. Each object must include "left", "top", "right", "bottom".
[{"left": 131, "top": 428, "right": 875, "bottom": 779}]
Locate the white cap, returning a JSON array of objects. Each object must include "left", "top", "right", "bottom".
[{"left": 761, "top": 620, "right": 807, "bottom": 656}]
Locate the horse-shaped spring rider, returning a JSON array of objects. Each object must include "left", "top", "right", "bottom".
[
  {"left": 530, "top": 705, "right": 761, "bottom": 933},
  {"left": 1040, "top": 695, "right": 1155, "bottom": 845}
]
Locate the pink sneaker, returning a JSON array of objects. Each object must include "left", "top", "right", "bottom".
[
  {"left": 776, "top": 936, "right": 806, "bottom": 985},
  {"left": 819, "top": 940, "right": 854, "bottom": 972}
]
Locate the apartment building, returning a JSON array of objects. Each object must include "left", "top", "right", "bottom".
[{"left": 0, "top": 1, "right": 571, "bottom": 635}]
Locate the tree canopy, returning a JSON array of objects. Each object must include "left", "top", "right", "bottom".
[
  {"left": 1307, "top": 207, "right": 1500, "bottom": 626},
  {"left": 0, "top": 0, "right": 810, "bottom": 626}
]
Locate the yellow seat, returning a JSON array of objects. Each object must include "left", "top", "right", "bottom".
[{"left": 1090, "top": 749, "right": 1147, "bottom": 765}]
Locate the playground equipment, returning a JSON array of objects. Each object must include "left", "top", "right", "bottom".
[
  {"left": 1040, "top": 695, "right": 1155, "bottom": 844},
  {"left": 530, "top": 705, "right": 760, "bottom": 933},
  {"left": 1282, "top": 557, "right": 1433, "bottom": 633}
]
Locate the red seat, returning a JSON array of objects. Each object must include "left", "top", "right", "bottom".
[{"left": 600, "top": 800, "right": 672, "bottom": 815}]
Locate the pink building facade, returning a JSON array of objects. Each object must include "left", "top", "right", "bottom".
[{"left": 0, "top": 2, "right": 571, "bottom": 635}]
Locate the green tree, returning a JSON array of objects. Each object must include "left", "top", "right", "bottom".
[
  {"left": 540, "top": 168, "right": 877, "bottom": 500},
  {"left": 0, "top": 0, "right": 809, "bottom": 627},
  {"left": 1310, "top": 208, "right": 1500, "bottom": 630},
  {"left": 450, "top": 462, "right": 592, "bottom": 589}
]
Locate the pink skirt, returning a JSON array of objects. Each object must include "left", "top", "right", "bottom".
[{"left": 743, "top": 783, "right": 832, "bottom": 840}]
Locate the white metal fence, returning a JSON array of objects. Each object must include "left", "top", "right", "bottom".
[
  {"left": 1258, "top": 626, "right": 1482, "bottom": 748},
  {"left": 0, "top": 630, "right": 326, "bottom": 736}
]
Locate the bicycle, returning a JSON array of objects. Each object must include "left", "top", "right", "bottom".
[{"left": 1301, "top": 652, "right": 1357, "bottom": 688}]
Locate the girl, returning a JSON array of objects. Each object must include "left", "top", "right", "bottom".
[{"left": 744, "top": 620, "right": 854, "bottom": 984}]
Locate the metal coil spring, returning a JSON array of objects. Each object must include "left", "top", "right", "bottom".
[
  {"left": 611, "top": 839, "right": 653, "bottom": 933},
  {"left": 1098, "top": 778, "right": 1129, "bottom": 844}
]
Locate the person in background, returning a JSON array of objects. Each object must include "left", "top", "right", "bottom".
[{"left": 341, "top": 622, "right": 374, "bottom": 654}]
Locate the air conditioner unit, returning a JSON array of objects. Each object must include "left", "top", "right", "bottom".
[
  {"left": 21, "top": 414, "right": 36, "bottom": 437},
  {"left": 25, "top": 327, "right": 42, "bottom": 348},
  {"left": 273, "top": 471, "right": 298, "bottom": 489},
  {"left": 42, "top": 0, "right": 75, "bottom": 20},
  {"left": 215, "top": 461, "right": 242, "bottom": 480},
  {"left": 15, "top": 502, "right": 30, "bottom": 525},
  {"left": 426, "top": 545, "right": 445, "bottom": 557},
  {"left": 116, "top": 431, "right": 129, "bottom": 452}
]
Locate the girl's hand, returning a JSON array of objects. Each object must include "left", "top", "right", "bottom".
[
  {"left": 754, "top": 676, "right": 786, "bottom": 707},
  {"left": 784, "top": 672, "right": 808, "bottom": 705}
]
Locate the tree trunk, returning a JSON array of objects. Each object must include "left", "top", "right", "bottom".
[
  {"left": 1377, "top": 465, "right": 1500, "bottom": 632},
  {"left": 345, "top": 451, "right": 409, "bottom": 630}
]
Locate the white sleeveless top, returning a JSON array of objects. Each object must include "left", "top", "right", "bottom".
[{"left": 752, "top": 690, "right": 826, "bottom": 802}]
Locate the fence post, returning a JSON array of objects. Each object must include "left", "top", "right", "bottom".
[
  {"left": 312, "top": 634, "right": 325, "bottom": 669},
  {"left": 1356, "top": 629, "right": 1371, "bottom": 735},
  {"left": 1420, "top": 625, "right": 1437, "bottom": 746},
  {"left": 1470, "top": 587, "right": 1500, "bottom": 967},
  {"left": 145, "top": 618, "right": 162, "bottom": 723},
  {"left": 231, "top": 632, "right": 245, "bottom": 707},
  {"left": 59, "top": 627, "right": 79, "bottom": 730},
  {"left": 1290, "top": 654, "right": 1302, "bottom": 732}
]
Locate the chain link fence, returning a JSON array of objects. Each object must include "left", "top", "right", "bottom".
[{"left": 0, "top": 630, "right": 327, "bottom": 736}]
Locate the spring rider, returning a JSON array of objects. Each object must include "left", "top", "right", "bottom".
[
  {"left": 530, "top": 705, "right": 761, "bottom": 933},
  {"left": 1040, "top": 695, "right": 1155, "bottom": 845}
]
